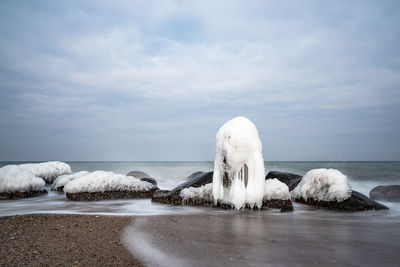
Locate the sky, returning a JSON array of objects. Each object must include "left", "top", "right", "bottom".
[{"left": 0, "top": 0, "right": 399, "bottom": 161}]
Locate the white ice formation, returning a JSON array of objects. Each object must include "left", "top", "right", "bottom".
[
  {"left": 63, "top": 171, "right": 156, "bottom": 193},
  {"left": 180, "top": 183, "right": 213, "bottom": 204},
  {"left": 52, "top": 171, "right": 90, "bottom": 191},
  {"left": 212, "top": 116, "right": 265, "bottom": 210},
  {"left": 263, "top": 179, "right": 290, "bottom": 201},
  {"left": 0, "top": 165, "right": 45, "bottom": 193},
  {"left": 19, "top": 161, "right": 72, "bottom": 183},
  {"left": 291, "top": 168, "right": 351, "bottom": 202}
]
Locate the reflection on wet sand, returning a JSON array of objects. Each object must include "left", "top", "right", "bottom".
[{"left": 123, "top": 206, "right": 400, "bottom": 266}]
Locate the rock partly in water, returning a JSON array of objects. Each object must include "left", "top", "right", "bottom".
[
  {"left": 66, "top": 188, "right": 157, "bottom": 201},
  {"left": 295, "top": 191, "right": 388, "bottom": 211},
  {"left": 152, "top": 172, "right": 213, "bottom": 205},
  {"left": 153, "top": 171, "right": 294, "bottom": 212},
  {"left": 185, "top": 171, "right": 205, "bottom": 181},
  {"left": 52, "top": 171, "right": 91, "bottom": 192},
  {"left": 127, "top": 171, "right": 158, "bottom": 186},
  {"left": 370, "top": 185, "right": 400, "bottom": 202},
  {"left": 262, "top": 199, "right": 294, "bottom": 212},
  {"left": 0, "top": 190, "right": 48, "bottom": 200},
  {"left": 265, "top": 171, "right": 303, "bottom": 191}
]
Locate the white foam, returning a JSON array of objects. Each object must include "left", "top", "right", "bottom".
[
  {"left": 52, "top": 171, "right": 90, "bottom": 191},
  {"left": 212, "top": 116, "right": 265, "bottom": 210},
  {"left": 63, "top": 171, "right": 156, "bottom": 193},
  {"left": 292, "top": 168, "right": 351, "bottom": 201},
  {"left": 19, "top": 161, "right": 72, "bottom": 183},
  {"left": 180, "top": 183, "right": 213, "bottom": 203},
  {"left": 0, "top": 165, "right": 45, "bottom": 193},
  {"left": 264, "top": 179, "right": 290, "bottom": 200}
]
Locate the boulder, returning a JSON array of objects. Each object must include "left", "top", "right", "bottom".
[
  {"left": 295, "top": 191, "right": 388, "bottom": 211},
  {"left": 0, "top": 190, "right": 48, "bottom": 200},
  {"left": 185, "top": 171, "right": 205, "bottom": 181},
  {"left": 127, "top": 171, "right": 157, "bottom": 186},
  {"left": 370, "top": 185, "right": 400, "bottom": 202},
  {"left": 265, "top": 171, "right": 303, "bottom": 191},
  {"left": 64, "top": 171, "right": 158, "bottom": 201},
  {"left": 153, "top": 171, "right": 293, "bottom": 212},
  {"left": 66, "top": 188, "right": 157, "bottom": 201},
  {"left": 262, "top": 199, "right": 294, "bottom": 212},
  {"left": 152, "top": 172, "right": 213, "bottom": 205}
]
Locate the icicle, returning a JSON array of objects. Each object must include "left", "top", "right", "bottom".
[{"left": 212, "top": 116, "right": 265, "bottom": 210}]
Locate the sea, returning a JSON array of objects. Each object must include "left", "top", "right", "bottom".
[{"left": 0, "top": 161, "right": 399, "bottom": 217}]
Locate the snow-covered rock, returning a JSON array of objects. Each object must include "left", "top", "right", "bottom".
[
  {"left": 264, "top": 179, "right": 290, "bottom": 201},
  {"left": 151, "top": 172, "right": 213, "bottom": 205},
  {"left": 212, "top": 116, "right": 265, "bottom": 210},
  {"left": 180, "top": 183, "right": 213, "bottom": 205},
  {"left": 0, "top": 165, "right": 46, "bottom": 199},
  {"left": 64, "top": 171, "right": 157, "bottom": 201},
  {"left": 291, "top": 168, "right": 351, "bottom": 202},
  {"left": 51, "top": 171, "right": 90, "bottom": 192},
  {"left": 19, "top": 161, "right": 72, "bottom": 183}
]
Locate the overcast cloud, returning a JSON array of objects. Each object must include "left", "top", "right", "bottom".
[{"left": 0, "top": 0, "right": 399, "bottom": 161}]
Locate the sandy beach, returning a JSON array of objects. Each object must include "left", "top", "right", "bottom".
[
  {"left": 2, "top": 206, "right": 399, "bottom": 266},
  {"left": 0, "top": 214, "right": 142, "bottom": 266}
]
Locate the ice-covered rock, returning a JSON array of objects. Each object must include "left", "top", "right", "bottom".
[
  {"left": 212, "top": 116, "right": 265, "bottom": 210},
  {"left": 264, "top": 179, "right": 290, "bottom": 201},
  {"left": 0, "top": 165, "right": 47, "bottom": 199},
  {"left": 292, "top": 168, "right": 388, "bottom": 211},
  {"left": 180, "top": 183, "right": 213, "bottom": 206},
  {"left": 51, "top": 171, "right": 90, "bottom": 192},
  {"left": 64, "top": 171, "right": 157, "bottom": 201},
  {"left": 265, "top": 171, "right": 303, "bottom": 191},
  {"left": 152, "top": 172, "right": 213, "bottom": 205},
  {"left": 292, "top": 168, "right": 351, "bottom": 202},
  {"left": 19, "top": 161, "right": 72, "bottom": 183}
]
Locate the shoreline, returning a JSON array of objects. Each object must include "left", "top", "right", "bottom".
[{"left": 1, "top": 209, "right": 400, "bottom": 266}]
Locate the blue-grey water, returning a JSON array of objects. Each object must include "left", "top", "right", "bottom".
[{"left": 0, "top": 161, "right": 399, "bottom": 217}]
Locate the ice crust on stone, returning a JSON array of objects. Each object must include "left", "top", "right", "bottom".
[
  {"left": 212, "top": 116, "right": 265, "bottom": 210},
  {"left": 264, "top": 179, "right": 290, "bottom": 200},
  {"left": 52, "top": 171, "right": 90, "bottom": 191},
  {"left": 19, "top": 161, "right": 72, "bottom": 183},
  {"left": 63, "top": 171, "right": 156, "bottom": 193},
  {"left": 180, "top": 183, "right": 213, "bottom": 203},
  {"left": 292, "top": 168, "right": 351, "bottom": 202},
  {"left": 0, "top": 165, "right": 45, "bottom": 193}
]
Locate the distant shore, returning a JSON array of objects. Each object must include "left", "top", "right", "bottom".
[{"left": 0, "top": 214, "right": 142, "bottom": 266}]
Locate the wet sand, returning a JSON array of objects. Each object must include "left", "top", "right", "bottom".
[
  {"left": 0, "top": 214, "right": 142, "bottom": 266},
  {"left": 123, "top": 208, "right": 400, "bottom": 267}
]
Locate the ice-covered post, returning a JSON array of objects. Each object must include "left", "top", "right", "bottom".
[{"left": 212, "top": 116, "right": 265, "bottom": 210}]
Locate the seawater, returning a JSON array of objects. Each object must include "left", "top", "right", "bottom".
[{"left": 0, "top": 161, "right": 399, "bottom": 217}]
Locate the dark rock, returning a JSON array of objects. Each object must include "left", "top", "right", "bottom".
[
  {"left": 185, "top": 171, "right": 205, "bottom": 181},
  {"left": 152, "top": 172, "right": 213, "bottom": 205},
  {"left": 54, "top": 187, "right": 64, "bottom": 192},
  {"left": 140, "top": 177, "right": 157, "bottom": 187},
  {"left": 265, "top": 171, "right": 303, "bottom": 191},
  {"left": 295, "top": 191, "right": 388, "bottom": 211},
  {"left": 126, "top": 171, "right": 151, "bottom": 179},
  {"left": 370, "top": 185, "right": 400, "bottom": 202},
  {"left": 262, "top": 199, "right": 294, "bottom": 212},
  {"left": 66, "top": 188, "right": 157, "bottom": 201},
  {"left": 0, "top": 190, "right": 48, "bottom": 200},
  {"left": 127, "top": 171, "right": 158, "bottom": 186}
]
